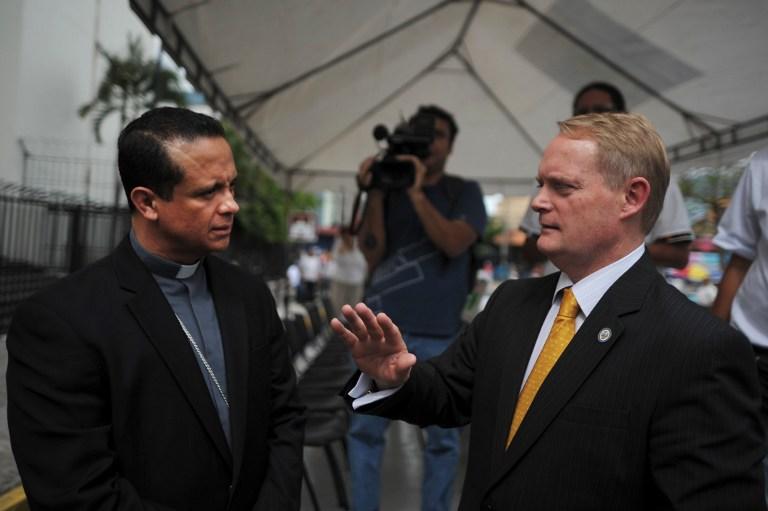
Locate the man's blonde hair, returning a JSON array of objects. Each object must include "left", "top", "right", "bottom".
[{"left": 558, "top": 113, "right": 669, "bottom": 233}]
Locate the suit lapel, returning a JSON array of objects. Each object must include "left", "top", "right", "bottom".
[
  {"left": 498, "top": 312, "right": 625, "bottom": 477},
  {"left": 207, "top": 256, "right": 250, "bottom": 485},
  {"left": 113, "top": 239, "right": 233, "bottom": 468},
  {"left": 488, "top": 255, "right": 656, "bottom": 491}
]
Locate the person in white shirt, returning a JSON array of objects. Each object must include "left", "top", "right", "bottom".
[
  {"left": 713, "top": 148, "right": 768, "bottom": 349},
  {"left": 298, "top": 247, "right": 322, "bottom": 300},
  {"left": 712, "top": 147, "right": 768, "bottom": 502},
  {"left": 328, "top": 227, "right": 367, "bottom": 316},
  {"left": 286, "top": 262, "right": 301, "bottom": 297}
]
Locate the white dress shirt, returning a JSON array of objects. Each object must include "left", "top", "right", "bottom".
[{"left": 520, "top": 243, "right": 644, "bottom": 386}]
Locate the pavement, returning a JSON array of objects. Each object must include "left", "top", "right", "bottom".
[{"left": 301, "top": 419, "right": 466, "bottom": 510}]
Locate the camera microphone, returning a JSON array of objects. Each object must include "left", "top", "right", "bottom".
[{"left": 373, "top": 124, "right": 390, "bottom": 142}]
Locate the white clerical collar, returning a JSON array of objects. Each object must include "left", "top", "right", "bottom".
[{"left": 129, "top": 230, "right": 202, "bottom": 280}]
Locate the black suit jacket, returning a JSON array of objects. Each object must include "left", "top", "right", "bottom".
[
  {"left": 354, "top": 254, "right": 765, "bottom": 510},
  {"left": 7, "top": 238, "right": 305, "bottom": 510}
]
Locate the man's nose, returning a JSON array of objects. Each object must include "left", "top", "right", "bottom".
[
  {"left": 531, "top": 187, "right": 548, "bottom": 213},
  {"left": 220, "top": 193, "right": 239, "bottom": 215}
]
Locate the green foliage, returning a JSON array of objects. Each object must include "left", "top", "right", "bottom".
[
  {"left": 289, "top": 189, "right": 320, "bottom": 212},
  {"left": 482, "top": 215, "right": 505, "bottom": 243},
  {"left": 79, "top": 34, "right": 186, "bottom": 143},
  {"left": 224, "top": 123, "right": 317, "bottom": 243},
  {"left": 469, "top": 215, "right": 504, "bottom": 263}
]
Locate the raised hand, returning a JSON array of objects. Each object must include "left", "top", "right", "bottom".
[{"left": 330, "top": 303, "right": 417, "bottom": 388}]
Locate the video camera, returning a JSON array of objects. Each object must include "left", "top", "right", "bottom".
[{"left": 368, "top": 113, "right": 435, "bottom": 190}]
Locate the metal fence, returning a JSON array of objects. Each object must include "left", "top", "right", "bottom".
[
  {"left": 0, "top": 182, "right": 130, "bottom": 333},
  {"left": 18, "top": 137, "right": 123, "bottom": 206}
]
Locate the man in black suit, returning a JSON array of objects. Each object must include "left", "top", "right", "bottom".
[
  {"left": 6, "top": 107, "right": 305, "bottom": 510},
  {"left": 331, "top": 113, "right": 765, "bottom": 510}
]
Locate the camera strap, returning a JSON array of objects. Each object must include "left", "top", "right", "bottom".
[{"left": 348, "top": 189, "right": 367, "bottom": 235}]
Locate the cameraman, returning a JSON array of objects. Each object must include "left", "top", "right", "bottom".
[{"left": 349, "top": 105, "right": 487, "bottom": 511}]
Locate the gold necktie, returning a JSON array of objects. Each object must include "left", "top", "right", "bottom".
[{"left": 506, "top": 287, "right": 580, "bottom": 448}]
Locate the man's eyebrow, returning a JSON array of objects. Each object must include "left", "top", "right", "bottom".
[
  {"left": 199, "top": 175, "right": 238, "bottom": 192},
  {"left": 539, "top": 174, "right": 581, "bottom": 187},
  {"left": 193, "top": 181, "right": 224, "bottom": 194}
]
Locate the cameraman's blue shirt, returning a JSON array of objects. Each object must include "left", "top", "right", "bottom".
[{"left": 364, "top": 175, "right": 487, "bottom": 337}]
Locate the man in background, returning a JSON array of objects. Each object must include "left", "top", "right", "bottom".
[
  {"left": 350, "top": 104, "right": 487, "bottom": 511},
  {"left": 298, "top": 245, "right": 322, "bottom": 301},
  {"left": 328, "top": 227, "right": 367, "bottom": 316},
  {"left": 520, "top": 81, "right": 693, "bottom": 272},
  {"left": 712, "top": 146, "right": 768, "bottom": 501}
]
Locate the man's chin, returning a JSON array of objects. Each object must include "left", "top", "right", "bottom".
[
  {"left": 536, "top": 237, "right": 557, "bottom": 258},
  {"left": 207, "top": 238, "right": 231, "bottom": 253}
]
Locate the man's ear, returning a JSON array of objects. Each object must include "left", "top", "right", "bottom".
[
  {"left": 620, "top": 177, "right": 650, "bottom": 221},
  {"left": 130, "top": 187, "right": 160, "bottom": 221}
]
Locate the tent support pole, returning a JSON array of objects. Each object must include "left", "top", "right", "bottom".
[{"left": 454, "top": 51, "right": 544, "bottom": 156}]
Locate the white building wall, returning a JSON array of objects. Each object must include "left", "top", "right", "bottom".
[
  {"left": 0, "top": 0, "right": 25, "bottom": 184},
  {"left": 1, "top": 0, "right": 157, "bottom": 203}
]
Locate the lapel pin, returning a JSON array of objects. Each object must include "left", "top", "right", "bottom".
[{"left": 597, "top": 328, "right": 612, "bottom": 343}]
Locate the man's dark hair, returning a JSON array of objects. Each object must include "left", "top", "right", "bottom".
[
  {"left": 411, "top": 104, "right": 459, "bottom": 146},
  {"left": 118, "top": 107, "right": 226, "bottom": 210},
  {"left": 572, "top": 82, "right": 627, "bottom": 115}
]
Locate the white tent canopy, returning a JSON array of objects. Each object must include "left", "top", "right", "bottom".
[{"left": 130, "top": 0, "right": 768, "bottom": 197}]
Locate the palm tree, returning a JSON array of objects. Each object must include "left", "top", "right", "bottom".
[{"left": 79, "top": 34, "right": 186, "bottom": 143}]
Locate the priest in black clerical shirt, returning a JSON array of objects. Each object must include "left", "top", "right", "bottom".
[{"left": 7, "top": 107, "right": 306, "bottom": 510}]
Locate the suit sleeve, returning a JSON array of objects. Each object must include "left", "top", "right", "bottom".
[
  {"left": 352, "top": 281, "right": 510, "bottom": 427},
  {"left": 252, "top": 290, "right": 306, "bottom": 511},
  {"left": 6, "top": 298, "right": 176, "bottom": 511},
  {"left": 648, "top": 320, "right": 766, "bottom": 510}
]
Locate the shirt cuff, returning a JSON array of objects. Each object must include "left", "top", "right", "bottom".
[{"left": 348, "top": 373, "right": 402, "bottom": 410}]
